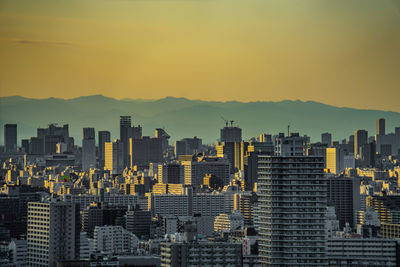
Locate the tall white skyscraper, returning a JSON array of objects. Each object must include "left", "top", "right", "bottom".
[
  {"left": 257, "top": 156, "right": 327, "bottom": 266},
  {"left": 27, "top": 202, "right": 80, "bottom": 267},
  {"left": 104, "top": 140, "right": 123, "bottom": 175},
  {"left": 82, "top": 127, "right": 96, "bottom": 171}
]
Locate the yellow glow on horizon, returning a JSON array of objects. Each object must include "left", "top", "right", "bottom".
[{"left": 0, "top": 0, "right": 399, "bottom": 112}]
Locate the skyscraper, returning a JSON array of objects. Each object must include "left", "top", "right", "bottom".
[
  {"left": 257, "top": 156, "right": 327, "bottom": 266},
  {"left": 326, "top": 147, "right": 344, "bottom": 175},
  {"left": 4, "top": 124, "right": 17, "bottom": 152},
  {"left": 98, "top": 131, "right": 111, "bottom": 168},
  {"left": 130, "top": 136, "right": 163, "bottom": 168},
  {"left": 321, "top": 132, "right": 332, "bottom": 147},
  {"left": 104, "top": 140, "right": 124, "bottom": 175},
  {"left": 220, "top": 124, "right": 242, "bottom": 142},
  {"left": 354, "top": 130, "right": 368, "bottom": 159},
  {"left": 82, "top": 127, "right": 96, "bottom": 171},
  {"left": 27, "top": 202, "right": 80, "bottom": 267},
  {"left": 120, "top": 116, "right": 132, "bottom": 167},
  {"left": 377, "top": 118, "right": 385, "bottom": 136}
]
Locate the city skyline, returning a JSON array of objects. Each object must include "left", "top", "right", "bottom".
[{"left": 1, "top": 0, "right": 400, "bottom": 112}]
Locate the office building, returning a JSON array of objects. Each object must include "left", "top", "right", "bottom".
[
  {"left": 125, "top": 207, "right": 152, "bottom": 239},
  {"left": 98, "top": 131, "right": 110, "bottom": 168},
  {"left": 82, "top": 128, "right": 96, "bottom": 171},
  {"left": 155, "top": 128, "right": 170, "bottom": 152},
  {"left": 321, "top": 132, "right": 332, "bottom": 147},
  {"left": 220, "top": 124, "right": 242, "bottom": 142},
  {"left": 377, "top": 118, "right": 385, "bottom": 136},
  {"left": 327, "top": 238, "right": 399, "bottom": 266},
  {"left": 326, "top": 147, "right": 344, "bottom": 174},
  {"left": 158, "top": 163, "right": 184, "bottom": 184},
  {"left": 130, "top": 136, "right": 163, "bottom": 168},
  {"left": 327, "top": 177, "right": 360, "bottom": 229},
  {"left": 216, "top": 141, "right": 248, "bottom": 173},
  {"left": 4, "top": 124, "right": 17, "bottom": 152},
  {"left": 27, "top": 202, "right": 80, "bottom": 267},
  {"left": 354, "top": 130, "right": 368, "bottom": 159},
  {"left": 104, "top": 140, "right": 124, "bottom": 175},
  {"left": 257, "top": 156, "right": 327, "bottom": 266},
  {"left": 120, "top": 116, "right": 143, "bottom": 167},
  {"left": 274, "top": 132, "right": 309, "bottom": 156},
  {"left": 181, "top": 156, "right": 230, "bottom": 189},
  {"left": 160, "top": 222, "right": 242, "bottom": 267},
  {"left": 93, "top": 225, "right": 139, "bottom": 254},
  {"left": 214, "top": 211, "right": 244, "bottom": 233},
  {"left": 174, "top": 137, "right": 202, "bottom": 157},
  {"left": 8, "top": 239, "right": 27, "bottom": 267}
]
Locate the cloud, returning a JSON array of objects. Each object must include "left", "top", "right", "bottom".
[{"left": 2, "top": 38, "right": 75, "bottom": 46}]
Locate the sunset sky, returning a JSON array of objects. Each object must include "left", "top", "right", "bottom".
[{"left": 0, "top": 0, "right": 399, "bottom": 112}]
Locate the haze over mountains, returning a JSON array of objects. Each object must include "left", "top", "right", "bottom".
[{"left": 1, "top": 95, "right": 399, "bottom": 145}]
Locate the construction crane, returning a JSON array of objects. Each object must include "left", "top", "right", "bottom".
[
  {"left": 230, "top": 120, "right": 234, "bottom": 127},
  {"left": 221, "top": 116, "right": 228, "bottom": 127}
]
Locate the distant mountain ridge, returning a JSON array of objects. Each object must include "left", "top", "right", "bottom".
[{"left": 1, "top": 95, "right": 399, "bottom": 145}]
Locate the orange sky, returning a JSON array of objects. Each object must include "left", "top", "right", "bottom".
[{"left": 0, "top": 0, "right": 400, "bottom": 112}]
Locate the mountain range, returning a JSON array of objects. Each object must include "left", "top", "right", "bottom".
[{"left": 1, "top": 95, "right": 399, "bottom": 145}]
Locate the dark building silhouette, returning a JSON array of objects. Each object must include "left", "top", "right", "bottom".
[
  {"left": 377, "top": 118, "right": 385, "bottom": 136},
  {"left": 354, "top": 130, "right": 368, "bottom": 159},
  {"left": 4, "top": 124, "right": 17, "bottom": 152},
  {"left": 220, "top": 125, "right": 242, "bottom": 143},
  {"left": 130, "top": 136, "right": 163, "bottom": 168},
  {"left": 98, "top": 131, "right": 110, "bottom": 168}
]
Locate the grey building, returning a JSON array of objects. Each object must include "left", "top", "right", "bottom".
[
  {"left": 82, "top": 128, "right": 96, "bottom": 171},
  {"left": 257, "top": 156, "right": 327, "bottom": 266},
  {"left": 27, "top": 201, "right": 80, "bottom": 267},
  {"left": 4, "top": 124, "right": 17, "bottom": 152},
  {"left": 98, "top": 131, "right": 110, "bottom": 168}
]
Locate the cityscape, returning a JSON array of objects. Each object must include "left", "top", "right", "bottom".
[
  {"left": 0, "top": 116, "right": 400, "bottom": 266},
  {"left": 1, "top": 1, "right": 400, "bottom": 266}
]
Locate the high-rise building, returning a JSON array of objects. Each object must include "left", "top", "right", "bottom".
[
  {"left": 274, "top": 132, "right": 309, "bottom": 156},
  {"left": 354, "top": 130, "right": 368, "bottom": 159},
  {"left": 82, "top": 128, "right": 96, "bottom": 171},
  {"left": 125, "top": 207, "right": 152, "bottom": 239},
  {"left": 327, "top": 177, "right": 360, "bottom": 229},
  {"left": 104, "top": 140, "right": 124, "bottom": 175},
  {"left": 27, "top": 202, "right": 80, "bottom": 267},
  {"left": 98, "top": 131, "right": 111, "bottom": 168},
  {"left": 216, "top": 141, "right": 248, "bottom": 173},
  {"left": 155, "top": 128, "right": 170, "bottom": 152},
  {"left": 93, "top": 225, "right": 138, "bottom": 255},
  {"left": 174, "top": 137, "right": 202, "bottom": 157},
  {"left": 158, "top": 163, "right": 184, "bottom": 184},
  {"left": 220, "top": 125, "right": 242, "bottom": 143},
  {"left": 257, "top": 156, "right": 327, "bottom": 266},
  {"left": 4, "top": 124, "right": 17, "bottom": 152},
  {"left": 130, "top": 136, "right": 163, "bottom": 168},
  {"left": 321, "top": 132, "right": 332, "bottom": 147},
  {"left": 120, "top": 115, "right": 132, "bottom": 167},
  {"left": 326, "top": 147, "right": 344, "bottom": 174},
  {"left": 377, "top": 118, "right": 385, "bottom": 136}
]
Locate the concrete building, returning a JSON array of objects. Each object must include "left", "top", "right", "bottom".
[
  {"left": 326, "top": 147, "right": 344, "bottom": 174},
  {"left": 216, "top": 141, "right": 248, "bottom": 173},
  {"left": 104, "top": 140, "right": 124, "bottom": 175},
  {"left": 82, "top": 128, "right": 96, "bottom": 171},
  {"left": 377, "top": 118, "right": 386, "bottom": 136},
  {"left": 327, "top": 237, "right": 399, "bottom": 266},
  {"left": 4, "top": 124, "right": 17, "bottom": 153},
  {"left": 158, "top": 163, "right": 184, "bottom": 184},
  {"left": 257, "top": 156, "right": 327, "bottom": 266},
  {"left": 174, "top": 137, "right": 202, "bottom": 157},
  {"left": 181, "top": 156, "right": 230, "bottom": 189},
  {"left": 274, "top": 132, "right": 309, "bottom": 156},
  {"left": 220, "top": 125, "right": 242, "bottom": 143},
  {"left": 125, "top": 208, "right": 152, "bottom": 239},
  {"left": 98, "top": 131, "right": 110, "bottom": 168},
  {"left": 130, "top": 136, "right": 163, "bottom": 168},
  {"left": 214, "top": 211, "right": 244, "bottom": 233},
  {"left": 354, "top": 130, "right": 368, "bottom": 159},
  {"left": 93, "top": 225, "right": 139, "bottom": 254},
  {"left": 327, "top": 177, "right": 360, "bottom": 229},
  {"left": 8, "top": 239, "right": 27, "bottom": 267},
  {"left": 27, "top": 202, "right": 80, "bottom": 267},
  {"left": 321, "top": 132, "right": 332, "bottom": 147},
  {"left": 160, "top": 222, "right": 242, "bottom": 267}
]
